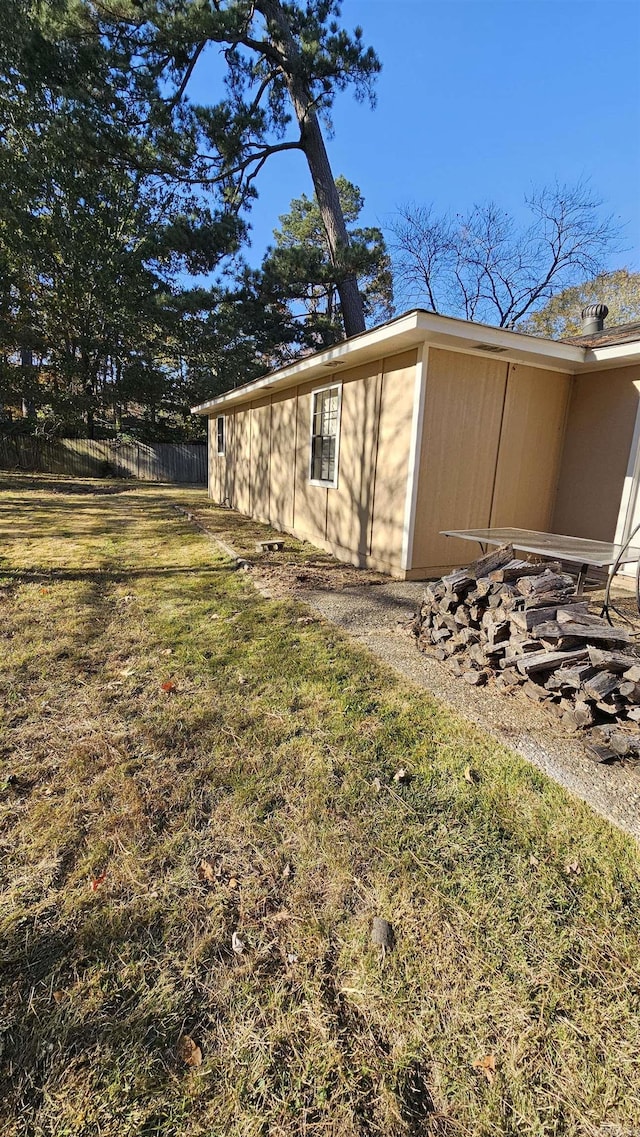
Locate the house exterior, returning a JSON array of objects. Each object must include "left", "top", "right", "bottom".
[{"left": 192, "top": 309, "right": 640, "bottom": 580}]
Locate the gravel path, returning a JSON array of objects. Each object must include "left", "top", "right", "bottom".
[{"left": 293, "top": 580, "right": 640, "bottom": 842}]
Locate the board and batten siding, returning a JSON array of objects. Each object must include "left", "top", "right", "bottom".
[
  {"left": 409, "top": 350, "right": 572, "bottom": 577},
  {"left": 208, "top": 345, "right": 574, "bottom": 579},
  {"left": 552, "top": 363, "right": 640, "bottom": 543},
  {"left": 207, "top": 349, "right": 418, "bottom": 576}
]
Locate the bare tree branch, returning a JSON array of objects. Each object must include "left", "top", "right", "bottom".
[{"left": 388, "top": 181, "right": 621, "bottom": 328}]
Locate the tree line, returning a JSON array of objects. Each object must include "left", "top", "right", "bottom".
[{"left": 1, "top": 0, "right": 637, "bottom": 441}]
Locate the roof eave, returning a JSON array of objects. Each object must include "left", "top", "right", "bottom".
[
  {"left": 191, "top": 308, "right": 639, "bottom": 417},
  {"left": 191, "top": 310, "right": 424, "bottom": 415}
]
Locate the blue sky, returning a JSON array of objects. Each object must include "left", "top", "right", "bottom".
[{"left": 188, "top": 0, "right": 640, "bottom": 284}]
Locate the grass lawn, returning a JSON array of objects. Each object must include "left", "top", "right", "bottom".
[{"left": 1, "top": 474, "right": 640, "bottom": 1137}]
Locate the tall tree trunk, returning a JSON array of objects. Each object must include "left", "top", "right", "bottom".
[
  {"left": 20, "top": 347, "right": 35, "bottom": 419},
  {"left": 258, "top": 0, "right": 366, "bottom": 339}
]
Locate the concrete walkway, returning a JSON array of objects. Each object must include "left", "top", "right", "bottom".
[{"left": 297, "top": 580, "right": 640, "bottom": 842}]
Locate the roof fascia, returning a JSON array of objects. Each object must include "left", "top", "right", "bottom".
[
  {"left": 192, "top": 309, "right": 640, "bottom": 417},
  {"left": 583, "top": 341, "right": 640, "bottom": 371},
  {"left": 412, "top": 311, "right": 584, "bottom": 372},
  {"left": 191, "top": 311, "right": 423, "bottom": 415}
]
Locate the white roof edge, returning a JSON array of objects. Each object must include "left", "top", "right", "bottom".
[
  {"left": 191, "top": 308, "right": 638, "bottom": 416},
  {"left": 191, "top": 310, "right": 421, "bottom": 415},
  {"left": 585, "top": 341, "right": 640, "bottom": 368},
  {"left": 412, "top": 310, "right": 585, "bottom": 364}
]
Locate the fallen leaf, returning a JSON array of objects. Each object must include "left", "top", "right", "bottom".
[
  {"left": 227, "top": 876, "right": 239, "bottom": 890},
  {"left": 464, "top": 765, "right": 480, "bottom": 785},
  {"left": 371, "top": 777, "right": 382, "bottom": 793},
  {"left": 176, "top": 1034, "right": 202, "bottom": 1067},
  {"left": 52, "top": 990, "right": 65, "bottom": 1004},
  {"left": 231, "top": 931, "right": 245, "bottom": 954},
  {"left": 529, "top": 854, "right": 540, "bottom": 869},
  {"left": 393, "top": 767, "right": 411, "bottom": 784},
  {"left": 160, "top": 648, "right": 173, "bottom": 656},
  {"left": 40, "top": 588, "right": 48, "bottom": 595},
  {"left": 281, "top": 862, "right": 293, "bottom": 880},
  {"left": 565, "top": 860, "right": 581, "bottom": 876},
  {"left": 90, "top": 870, "right": 107, "bottom": 891},
  {"left": 197, "top": 858, "right": 217, "bottom": 885},
  {"left": 472, "top": 1054, "right": 496, "bottom": 1084},
  {"left": 267, "top": 909, "right": 291, "bottom": 925},
  {"left": 161, "top": 680, "right": 176, "bottom": 693},
  {"left": 287, "top": 952, "right": 298, "bottom": 964}
]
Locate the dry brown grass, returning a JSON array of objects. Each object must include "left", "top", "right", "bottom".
[{"left": 1, "top": 474, "right": 640, "bottom": 1137}]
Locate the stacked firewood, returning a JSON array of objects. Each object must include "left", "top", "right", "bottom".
[{"left": 413, "top": 544, "right": 640, "bottom": 763}]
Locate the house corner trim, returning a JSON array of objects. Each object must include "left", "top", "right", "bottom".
[{"left": 401, "top": 344, "right": 429, "bottom": 572}]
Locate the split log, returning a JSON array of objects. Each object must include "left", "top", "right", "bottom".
[
  {"left": 469, "top": 544, "right": 514, "bottom": 578},
  {"left": 581, "top": 671, "right": 621, "bottom": 702},
  {"left": 414, "top": 554, "right": 640, "bottom": 755},
  {"left": 523, "top": 679, "right": 551, "bottom": 702},
  {"left": 516, "top": 571, "right": 574, "bottom": 597},
  {"left": 489, "top": 559, "right": 561, "bottom": 583},
  {"left": 585, "top": 744, "right": 619, "bottom": 764},
  {"left": 442, "top": 570, "right": 475, "bottom": 596},
  {"left": 516, "top": 649, "right": 590, "bottom": 676},
  {"left": 618, "top": 681, "right": 640, "bottom": 703},
  {"left": 564, "top": 701, "right": 595, "bottom": 729},
  {"left": 463, "top": 669, "right": 489, "bottom": 686},
  {"left": 587, "top": 646, "right": 639, "bottom": 670}
]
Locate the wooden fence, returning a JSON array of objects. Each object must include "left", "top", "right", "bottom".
[{"left": 0, "top": 436, "right": 207, "bottom": 483}]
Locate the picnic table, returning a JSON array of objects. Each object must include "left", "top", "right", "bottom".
[{"left": 440, "top": 526, "right": 640, "bottom": 607}]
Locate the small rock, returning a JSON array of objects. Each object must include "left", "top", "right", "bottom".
[{"left": 371, "top": 916, "right": 394, "bottom": 949}]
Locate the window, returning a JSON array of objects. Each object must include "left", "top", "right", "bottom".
[
  {"left": 309, "top": 385, "right": 341, "bottom": 487},
  {"left": 216, "top": 415, "right": 225, "bottom": 455}
]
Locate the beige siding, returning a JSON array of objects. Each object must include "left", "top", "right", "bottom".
[
  {"left": 232, "top": 409, "right": 252, "bottom": 514},
  {"left": 270, "top": 392, "right": 297, "bottom": 530},
  {"left": 490, "top": 364, "right": 572, "bottom": 530},
  {"left": 553, "top": 364, "right": 640, "bottom": 541},
  {"left": 208, "top": 416, "right": 228, "bottom": 502},
  {"left": 250, "top": 397, "right": 271, "bottom": 522},
  {"left": 205, "top": 345, "right": 575, "bottom": 579},
  {"left": 205, "top": 349, "right": 419, "bottom": 576},
  {"left": 326, "top": 361, "right": 382, "bottom": 556},
  {"left": 411, "top": 352, "right": 574, "bottom": 573},
  {"left": 411, "top": 349, "right": 508, "bottom": 571},
  {"left": 223, "top": 412, "right": 235, "bottom": 505},
  {"left": 369, "top": 350, "right": 417, "bottom": 567},
  {"left": 293, "top": 379, "right": 329, "bottom": 541}
]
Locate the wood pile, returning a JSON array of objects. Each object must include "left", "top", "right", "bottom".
[{"left": 413, "top": 544, "right": 640, "bottom": 764}]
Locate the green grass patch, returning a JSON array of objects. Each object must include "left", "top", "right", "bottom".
[{"left": 0, "top": 473, "right": 639, "bottom": 1136}]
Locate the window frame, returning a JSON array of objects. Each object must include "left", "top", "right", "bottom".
[
  {"left": 216, "top": 415, "right": 225, "bottom": 456},
  {"left": 308, "top": 383, "right": 342, "bottom": 489}
]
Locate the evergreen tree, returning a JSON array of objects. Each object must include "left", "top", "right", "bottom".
[
  {"left": 84, "top": 0, "right": 381, "bottom": 337},
  {"left": 262, "top": 176, "right": 393, "bottom": 344}
]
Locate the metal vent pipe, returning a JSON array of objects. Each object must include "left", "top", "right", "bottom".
[{"left": 581, "top": 303, "right": 609, "bottom": 335}]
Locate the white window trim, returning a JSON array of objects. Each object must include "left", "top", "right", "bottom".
[
  {"left": 308, "top": 382, "right": 342, "bottom": 489},
  {"left": 216, "top": 415, "right": 225, "bottom": 456}
]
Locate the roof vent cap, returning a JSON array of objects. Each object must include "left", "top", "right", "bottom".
[{"left": 581, "top": 303, "right": 609, "bottom": 335}]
